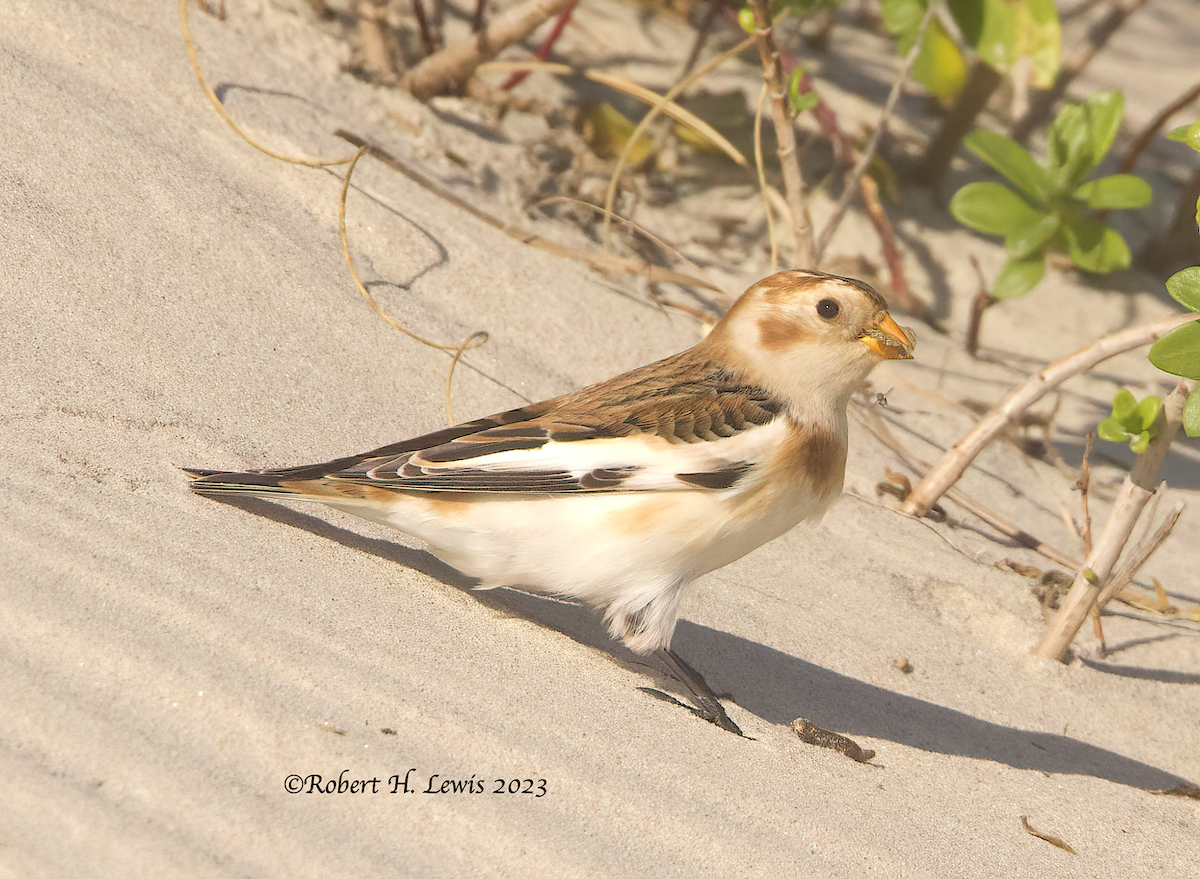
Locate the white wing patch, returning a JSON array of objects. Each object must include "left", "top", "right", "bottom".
[{"left": 337, "top": 419, "right": 792, "bottom": 495}]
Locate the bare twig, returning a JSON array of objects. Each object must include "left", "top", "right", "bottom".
[
  {"left": 356, "top": 0, "right": 400, "bottom": 83},
  {"left": 813, "top": 0, "right": 935, "bottom": 263},
  {"left": 754, "top": 84, "right": 780, "bottom": 272},
  {"left": 782, "top": 69, "right": 923, "bottom": 315},
  {"left": 1140, "top": 165, "right": 1200, "bottom": 273},
  {"left": 411, "top": 0, "right": 439, "bottom": 57},
  {"left": 678, "top": 0, "right": 723, "bottom": 81},
  {"left": 912, "top": 60, "right": 1004, "bottom": 192},
  {"left": 858, "top": 174, "right": 919, "bottom": 315},
  {"left": 1032, "top": 382, "right": 1189, "bottom": 661},
  {"left": 427, "top": 0, "right": 445, "bottom": 48},
  {"left": 900, "top": 312, "right": 1200, "bottom": 518},
  {"left": 1077, "top": 431, "right": 1094, "bottom": 556},
  {"left": 964, "top": 255, "right": 998, "bottom": 357},
  {"left": 405, "top": 0, "right": 575, "bottom": 100},
  {"left": 1100, "top": 497, "right": 1184, "bottom": 611},
  {"left": 1090, "top": 474, "right": 1161, "bottom": 652},
  {"left": 533, "top": 196, "right": 723, "bottom": 293},
  {"left": 747, "top": 0, "right": 815, "bottom": 266},
  {"left": 1118, "top": 80, "right": 1200, "bottom": 174},
  {"left": 854, "top": 402, "right": 1080, "bottom": 569}
]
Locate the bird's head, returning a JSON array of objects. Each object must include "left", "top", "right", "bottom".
[{"left": 706, "top": 269, "right": 915, "bottom": 418}]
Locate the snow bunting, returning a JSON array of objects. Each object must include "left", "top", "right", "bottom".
[{"left": 188, "top": 269, "right": 913, "bottom": 734}]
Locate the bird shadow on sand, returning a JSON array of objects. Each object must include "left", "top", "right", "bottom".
[{"left": 210, "top": 495, "right": 1192, "bottom": 793}]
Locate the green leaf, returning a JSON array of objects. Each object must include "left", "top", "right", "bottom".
[
  {"left": 1080, "top": 90, "right": 1124, "bottom": 168},
  {"left": 1076, "top": 174, "right": 1152, "bottom": 210},
  {"left": 1165, "top": 267, "right": 1200, "bottom": 312},
  {"left": 949, "top": 0, "right": 1018, "bottom": 72},
  {"left": 793, "top": 92, "right": 819, "bottom": 112},
  {"left": 964, "top": 129, "right": 1051, "bottom": 201},
  {"left": 880, "top": 0, "right": 926, "bottom": 51},
  {"left": 1049, "top": 90, "right": 1123, "bottom": 190},
  {"left": 911, "top": 15, "right": 968, "bottom": 99},
  {"left": 1129, "top": 430, "right": 1151, "bottom": 454},
  {"left": 1048, "top": 102, "right": 1090, "bottom": 177},
  {"left": 950, "top": 182, "right": 1045, "bottom": 236},
  {"left": 1061, "top": 217, "right": 1130, "bottom": 273},
  {"left": 1136, "top": 395, "right": 1162, "bottom": 431},
  {"left": 1005, "top": 212, "right": 1060, "bottom": 259},
  {"left": 1111, "top": 388, "right": 1138, "bottom": 424},
  {"left": 1097, "top": 416, "right": 1128, "bottom": 443},
  {"left": 1166, "top": 119, "right": 1200, "bottom": 152},
  {"left": 789, "top": 69, "right": 820, "bottom": 114},
  {"left": 991, "top": 255, "right": 1046, "bottom": 298},
  {"left": 1148, "top": 320, "right": 1200, "bottom": 380},
  {"left": 947, "top": 0, "right": 985, "bottom": 51},
  {"left": 1183, "top": 385, "right": 1200, "bottom": 438}
]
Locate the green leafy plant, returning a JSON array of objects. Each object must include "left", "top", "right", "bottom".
[
  {"left": 950, "top": 89, "right": 1152, "bottom": 299},
  {"left": 1144, "top": 119, "right": 1200, "bottom": 437},
  {"left": 1098, "top": 389, "right": 1162, "bottom": 453},
  {"left": 1147, "top": 269, "right": 1200, "bottom": 437}
]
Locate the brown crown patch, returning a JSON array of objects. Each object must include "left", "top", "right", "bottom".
[
  {"left": 755, "top": 271, "right": 827, "bottom": 303},
  {"left": 753, "top": 269, "right": 888, "bottom": 311}
]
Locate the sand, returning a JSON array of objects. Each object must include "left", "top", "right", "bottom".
[{"left": 2, "top": 0, "right": 1198, "bottom": 876}]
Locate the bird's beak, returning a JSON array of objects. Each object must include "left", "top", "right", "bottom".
[{"left": 859, "top": 313, "right": 915, "bottom": 360}]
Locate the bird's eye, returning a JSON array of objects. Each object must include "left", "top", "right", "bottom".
[{"left": 816, "top": 298, "right": 840, "bottom": 320}]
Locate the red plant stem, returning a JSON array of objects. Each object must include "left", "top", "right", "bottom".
[{"left": 501, "top": 0, "right": 578, "bottom": 90}]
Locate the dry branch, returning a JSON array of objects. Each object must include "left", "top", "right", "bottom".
[
  {"left": 1077, "top": 431, "right": 1094, "bottom": 555},
  {"left": 1032, "top": 381, "right": 1189, "bottom": 661},
  {"left": 912, "top": 60, "right": 1004, "bottom": 193},
  {"left": 854, "top": 402, "right": 1080, "bottom": 570},
  {"left": 356, "top": 0, "right": 400, "bottom": 82},
  {"left": 747, "top": 0, "right": 815, "bottom": 267},
  {"left": 1118, "top": 80, "right": 1200, "bottom": 174},
  {"left": 900, "top": 312, "right": 1200, "bottom": 518},
  {"left": 1102, "top": 497, "right": 1183, "bottom": 611},
  {"left": 405, "top": 0, "right": 576, "bottom": 100}
]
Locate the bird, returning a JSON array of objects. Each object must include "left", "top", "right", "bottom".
[{"left": 187, "top": 269, "right": 914, "bottom": 735}]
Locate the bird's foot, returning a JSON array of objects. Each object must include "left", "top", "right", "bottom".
[{"left": 646, "top": 648, "right": 745, "bottom": 737}]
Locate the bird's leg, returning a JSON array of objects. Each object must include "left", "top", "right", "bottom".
[{"left": 650, "top": 647, "right": 743, "bottom": 736}]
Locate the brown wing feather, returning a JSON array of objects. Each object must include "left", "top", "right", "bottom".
[
  {"left": 190, "top": 349, "right": 782, "bottom": 497},
  {"left": 355, "top": 348, "right": 782, "bottom": 479}
]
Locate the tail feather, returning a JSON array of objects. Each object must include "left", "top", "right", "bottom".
[
  {"left": 183, "top": 467, "right": 396, "bottom": 507},
  {"left": 184, "top": 467, "right": 301, "bottom": 498}
]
